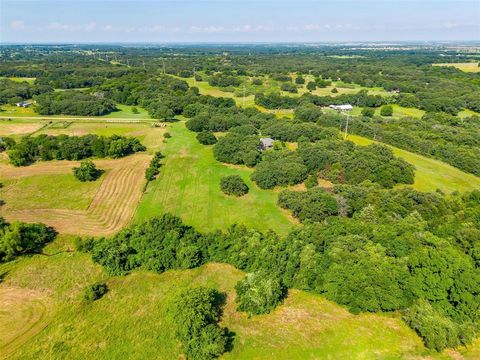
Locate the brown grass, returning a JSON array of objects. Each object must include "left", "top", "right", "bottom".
[
  {"left": 0, "top": 286, "right": 54, "bottom": 358},
  {"left": 0, "top": 154, "right": 150, "bottom": 236}
]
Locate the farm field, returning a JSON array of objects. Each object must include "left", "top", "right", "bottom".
[
  {"left": 0, "top": 240, "right": 469, "bottom": 360},
  {"left": 135, "top": 121, "right": 295, "bottom": 236},
  {"left": 0, "top": 154, "right": 152, "bottom": 236},
  {"left": 347, "top": 134, "right": 480, "bottom": 193},
  {"left": 432, "top": 62, "right": 480, "bottom": 72}
]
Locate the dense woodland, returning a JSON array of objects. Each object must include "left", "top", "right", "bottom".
[{"left": 1, "top": 44, "right": 480, "bottom": 357}]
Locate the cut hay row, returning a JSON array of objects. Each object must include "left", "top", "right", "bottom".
[{"left": 1, "top": 154, "right": 150, "bottom": 236}]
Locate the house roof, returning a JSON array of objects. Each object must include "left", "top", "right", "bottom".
[{"left": 260, "top": 137, "right": 274, "bottom": 147}]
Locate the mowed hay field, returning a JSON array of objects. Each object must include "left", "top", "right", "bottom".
[
  {"left": 347, "top": 134, "right": 480, "bottom": 193},
  {"left": 136, "top": 121, "right": 295, "bottom": 236},
  {"left": 3, "top": 237, "right": 472, "bottom": 360},
  {"left": 0, "top": 154, "right": 151, "bottom": 236},
  {"left": 0, "top": 120, "right": 167, "bottom": 235}
]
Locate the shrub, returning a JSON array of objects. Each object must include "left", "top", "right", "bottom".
[
  {"left": 220, "top": 175, "right": 249, "bottom": 196},
  {"left": 295, "top": 76, "right": 305, "bottom": 85},
  {"left": 235, "top": 272, "right": 287, "bottom": 316},
  {"left": 361, "top": 107, "right": 375, "bottom": 117},
  {"left": 73, "top": 160, "right": 102, "bottom": 182},
  {"left": 380, "top": 105, "right": 393, "bottom": 116},
  {"left": 171, "top": 287, "right": 228, "bottom": 360},
  {"left": 84, "top": 282, "right": 108, "bottom": 302},
  {"left": 145, "top": 151, "right": 164, "bottom": 181},
  {"left": 164, "top": 132, "right": 171, "bottom": 138},
  {"left": 331, "top": 88, "right": 338, "bottom": 93},
  {"left": 197, "top": 131, "right": 217, "bottom": 145}
]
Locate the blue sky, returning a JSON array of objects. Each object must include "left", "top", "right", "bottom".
[{"left": 1, "top": 0, "right": 479, "bottom": 43}]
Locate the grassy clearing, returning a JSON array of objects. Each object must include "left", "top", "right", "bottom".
[
  {"left": 0, "top": 173, "right": 103, "bottom": 211},
  {"left": 0, "top": 241, "right": 456, "bottom": 360},
  {"left": 347, "top": 134, "right": 480, "bottom": 193},
  {"left": 102, "top": 104, "right": 152, "bottom": 119},
  {"left": 433, "top": 62, "right": 480, "bottom": 73},
  {"left": 135, "top": 121, "right": 295, "bottom": 236},
  {"left": 0, "top": 76, "right": 36, "bottom": 84},
  {"left": 350, "top": 104, "right": 426, "bottom": 118}
]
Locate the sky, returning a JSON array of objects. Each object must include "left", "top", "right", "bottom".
[{"left": 0, "top": 0, "right": 479, "bottom": 43}]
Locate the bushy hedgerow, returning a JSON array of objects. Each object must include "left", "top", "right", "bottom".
[
  {"left": 170, "top": 287, "right": 228, "bottom": 360},
  {"left": 220, "top": 175, "right": 249, "bottom": 196},
  {"left": 145, "top": 151, "right": 164, "bottom": 181},
  {"left": 7, "top": 134, "right": 145, "bottom": 166}
]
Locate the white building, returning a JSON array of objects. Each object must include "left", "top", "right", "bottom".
[{"left": 329, "top": 104, "right": 353, "bottom": 111}]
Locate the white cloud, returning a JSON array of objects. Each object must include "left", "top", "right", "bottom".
[
  {"left": 10, "top": 20, "right": 27, "bottom": 30},
  {"left": 44, "top": 22, "right": 96, "bottom": 32}
]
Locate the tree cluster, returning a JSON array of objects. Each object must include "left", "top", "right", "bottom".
[
  {"left": 7, "top": 134, "right": 145, "bottom": 166},
  {"left": 0, "top": 218, "right": 56, "bottom": 262}
]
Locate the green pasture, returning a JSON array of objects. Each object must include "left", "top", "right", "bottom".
[
  {"left": 135, "top": 121, "right": 295, "bottom": 235},
  {"left": 347, "top": 134, "right": 480, "bottom": 193}
]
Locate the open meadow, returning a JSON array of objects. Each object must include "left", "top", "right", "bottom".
[{"left": 135, "top": 121, "right": 296, "bottom": 236}]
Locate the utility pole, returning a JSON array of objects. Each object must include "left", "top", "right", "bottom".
[
  {"left": 344, "top": 111, "right": 350, "bottom": 140},
  {"left": 243, "top": 83, "right": 246, "bottom": 107},
  {"left": 143, "top": 60, "right": 146, "bottom": 70},
  {"left": 193, "top": 67, "right": 196, "bottom": 86},
  {"left": 162, "top": 59, "right": 166, "bottom": 74}
]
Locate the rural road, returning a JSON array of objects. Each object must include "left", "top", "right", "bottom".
[{"left": 0, "top": 116, "right": 153, "bottom": 122}]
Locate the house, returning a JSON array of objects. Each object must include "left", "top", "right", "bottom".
[
  {"left": 259, "top": 137, "right": 274, "bottom": 150},
  {"left": 16, "top": 101, "right": 32, "bottom": 108},
  {"left": 329, "top": 104, "right": 352, "bottom": 111}
]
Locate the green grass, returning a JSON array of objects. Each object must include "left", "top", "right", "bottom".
[
  {"left": 347, "top": 134, "right": 480, "bottom": 193},
  {"left": 102, "top": 104, "right": 152, "bottom": 119},
  {"left": 0, "top": 173, "right": 103, "bottom": 211},
  {"left": 135, "top": 121, "right": 295, "bottom": 235},
  {"left": 0, "top": 76, "right": 36, "bottom": 84},
  {"left": 350, "top": 104, "right": 426, "bottom": 118},
  {"left": 1, "top": 238, "right": 460, "bottom": 360}
]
